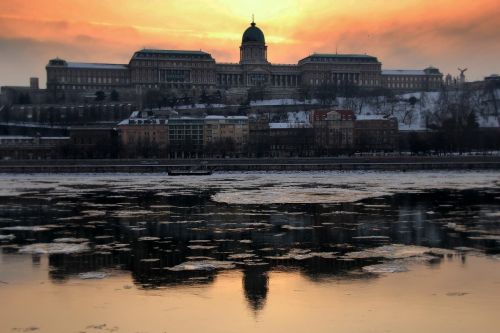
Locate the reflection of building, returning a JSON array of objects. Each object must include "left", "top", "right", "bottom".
[
  {"left": 45, "top": 20, "right": 443, "bottom": 96},
  {"left": 242, "top": 267, "right": 269, "bottom": 312}
]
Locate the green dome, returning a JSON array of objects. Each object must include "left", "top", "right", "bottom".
[{"left": 242, "top": 22, "right": 265, "bottom": 44}]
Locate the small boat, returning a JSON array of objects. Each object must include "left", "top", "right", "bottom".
[{"left": 168, "top": 169, "right": 212, "bottom": 176}]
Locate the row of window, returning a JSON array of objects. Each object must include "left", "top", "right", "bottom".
[
  {"left": 51, "top": 85, "right": 119, "bottom": 90},
  {"left": 387, "top": 83, "right": 424, "bottom": 89},
  {"left": 133, "top": 60, "right": 213, "bottom": 68},
  {"left": 309, "top": 79, "right": 380, "bottom": 86},
  {"left": 307, "top": 57, "right": 377, "bottom": 63},
  {"left": 385, "top": 76, "right": 441, "bottom": 82},
  {"left": 54, "top": 77, "right": 129, "bottom": 84},
  {"left": 305, "top": 64, "right": 380, "bottom": 70}
]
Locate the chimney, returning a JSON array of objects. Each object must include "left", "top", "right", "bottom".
[{"left": 30, "top": 77, "right": 39, "bottom": 90}]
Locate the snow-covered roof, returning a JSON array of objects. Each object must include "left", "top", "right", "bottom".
[
  {"left": 0, "top": 136, "right": 70, "bottom": 140},
  {"left": 204, "top": 116, "right": 248, "bottom": 123},
  {"left": 41, "top": 137, "right": 71, "bottom": 140},
  {"left": 67, "top": 62, "right": 128, "bottom": 70},
  {"left": 356, "top": 115, "right": 388, "bottom": 120},
  {"left": 118, "top": 118, "right": 167, "bottom": 126},
  {"left": 227, "top": 116, "right": 248, "bottom": 120},
  {"left": 269, "top": 122, "right": 311, "bottom": 129},
  {"left": 382, "top": 70, "right": 426, "bottom": 76},
  {"left": 136, "top": 49, "right": 210, "bottom": 56},
  {"left": 0, "top": 136, "right": 33, "bottom": 140},
  {"left": 205, "top": 115, "right": 226, "bottom": 120}
]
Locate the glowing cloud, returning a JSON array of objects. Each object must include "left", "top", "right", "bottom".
[{"left": 0, "top": 0, "right": 498, "bottom": 86}]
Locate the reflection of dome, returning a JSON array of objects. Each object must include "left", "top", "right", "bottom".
[
  {"left": 243, "top": 268, "right": 269, "bottom": 312},
  {"left": 242, "top": 22, "right": 265, "bottom": 44}
]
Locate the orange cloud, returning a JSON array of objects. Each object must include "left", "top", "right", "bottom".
[{"left": 0, "top": 0, "right": 499, "bottom": 87}]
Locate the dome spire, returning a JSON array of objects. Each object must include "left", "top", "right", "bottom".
[{"left": 251, "top": 14, "right": 255, "bottom": 26}]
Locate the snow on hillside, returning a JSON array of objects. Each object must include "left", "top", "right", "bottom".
[
  {"left": 266, "top": 88, "right": 500, "bottom": 131},
  {"left": 339, "top": 90, "right": 500, "bottom": 130},
  {"left": 250, "top": 99, "right": 316, "bottom": 106}
]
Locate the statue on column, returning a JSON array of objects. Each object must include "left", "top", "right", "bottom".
[{"left": 458, "top": 68, "right": 468, "bottom": 84}]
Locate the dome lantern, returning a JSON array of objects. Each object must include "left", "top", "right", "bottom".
[{"left": 240, "top": 19, "right": 268, "bottom": 64}]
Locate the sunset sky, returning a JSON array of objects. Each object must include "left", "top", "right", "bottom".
[{"left": 0, "top": 0, "right": 499, "bottom": 87}]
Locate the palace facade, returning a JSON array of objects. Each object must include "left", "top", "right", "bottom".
[{"left": 46, "top": 20, "right": 443, "bottom": 96}]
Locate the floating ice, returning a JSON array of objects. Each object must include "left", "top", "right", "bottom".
[
  {"left": 343, "top": 244, "right": 447, "bottom": 260},
  {"left": 187, "top": 245, "right": 217, "bottom": 250},
  {"left": 81, "top": 210, "right": 106, "bottom": 217},
  {"left": 227, "top": 253, "right": 256, "bottom": 259},
  {"left": 484, "top": 212, "right": 500, "bottom": 217},
  {"left": 11, "top": 326, "right": 40, "bottom": 332},
  {"left": 454, "top": 246, "right": 479, "bottom": 252},
  {"left": 210, "top": 171, "right": 500, "bottom": 205},
  {"left": 266, "top": 249, "right": 337, "bottom": 260},
  {"left": 352, "top": 236, "right": 390, "bottom": 241},
  {"left": 362, "top": 262, "right": 409, "bottom": 273},
  {"left": 468, "top": 235, "right": 500, "bottom": 241},
  {"left": 19, "top": 242, "right": 90, "bottom": 254},
  {"left": 85, "top": 324, "right": 118, "bottom": 331},
  {"left": 0, "top": 226, "right": 50, "bottom": 232},
  {"left": 53, "top": 237, "right": 89, "bottom": 243},
  {"left": 167, "top": 260, "right": 236, "bottom": 272},
  {"left": 138, "top": 236, "right": 160, "bottom": 241},
  {"left": 140, "top": 258, "right": 160, "bottom": 263},
  {"left": 0, "top": 234, "right": 15, "bottom": 240},
  {"left": 79, "top": 272, "right": 109, "bottom": 279},
  {"left": 186, "top": 256, "right": 214, "bottom": 260},
  {"left": 282, "top": 225, "right": 313, "bottom": 230},
  {"left": 446, "top": 292, "right": 469, "bottom": 296}
]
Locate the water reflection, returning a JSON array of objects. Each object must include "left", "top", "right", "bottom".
[
  {"left": 243, "top": 266, "right": 269, "bottom": 312},
  {"left": 1, "top": 183, "right": 500, "bottom": 312}
]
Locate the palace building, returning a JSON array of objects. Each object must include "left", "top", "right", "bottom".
[{"left": 45, "top": 20, "right": 443, "bottom": 97}]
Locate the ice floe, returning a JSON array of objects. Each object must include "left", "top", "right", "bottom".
[
  {"left": 138, "top": 236, "right": 161, "bottom": 241},
  {"left": 0, "top": 226, "right": 50, "bottom": 232},
  {"left": 227, "top": 253, "right": 256, "bottom": 259},
  {"left": 167, "top": 260, "right": 236, "bottom": 272},
  {"left": 352, "top": 236, "right": 390, "bottom": 241},
  {"left": 362, "top": 262, "right": 409, "bottom": 273},
  {"left": 0, "top": 234, "right": 15, "bottom": 240},
  {"left": 266, "top": 249, "right": 337, "bottom": 260},
  {"left": 343, "top": 244, "right": 450, "bottom": 260},
  {"left": 53, "top": 237, "right": 89, "bottom": 243},
  {"left": 19, "top": 242, "right": 90, "bottom": 254},
  {"left": 79, "top": 272, "right": 109, "bottom": 279},
  {"left": 187, "top": 245, "right": 217, "bottom": 250}
]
